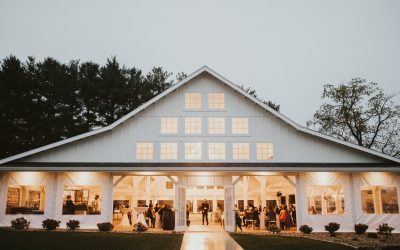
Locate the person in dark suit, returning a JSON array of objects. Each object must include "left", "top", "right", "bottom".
[
  {"left": 200, "top": 199, "right": 210, "bottom": 225},
  {"left": 65, "top": 195, "right": 75, "bottom": 214}
]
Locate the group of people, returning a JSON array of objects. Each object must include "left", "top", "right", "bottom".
[
  {"left": 146, "top": 203, "right": 174, "bottom": 230},
  {"left": 268, "top": 204, "right": 296, "bottom": 230},
  {"left": 234, "top": 203, "right": 296, "bottom": 231},
  {"left": 65, "top": 194, "right": 101, "bottom": 215},
  {"left": 119, "top": 203, "right": 175, "bottom": 230}
]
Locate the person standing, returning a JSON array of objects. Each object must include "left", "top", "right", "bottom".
[
  {"left": 65, "top": 195, "right": 75, "bottom": 214},
  {"left": 200, "top": 199, "right": 209, "bottom": 225},
  {"left": 93, "top": 195, "right": 101, "bottom": 214}
]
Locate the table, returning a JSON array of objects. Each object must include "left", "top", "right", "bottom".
[{"left": 247, "top": 219, "right": 257, "bottom": 230}]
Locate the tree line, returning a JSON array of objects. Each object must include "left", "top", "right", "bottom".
[{"left": 0, "top": 56, "right": 185, "bottom": 159}]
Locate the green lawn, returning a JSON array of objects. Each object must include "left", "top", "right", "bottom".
[
  {"left": 231, "top": 234, "right": 354, "bottom": 250},
  {"left": 0, "top": 230, "right": 183, "bottom": 250}
]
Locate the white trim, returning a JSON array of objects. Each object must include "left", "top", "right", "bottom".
[{"left": 1, "top": 66, "right": 399, "bottom": 165}]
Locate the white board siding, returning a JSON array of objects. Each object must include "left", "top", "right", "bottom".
[{"left": 18, "top": 73, "right": 387, "bottom": 164}]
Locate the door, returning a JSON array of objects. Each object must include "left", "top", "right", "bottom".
[
  {"left": 174, "top": 185, "right": 187, "bottom": 231},
  {"left": 224, "top": 184, "right": 235, "bottom": 232}
]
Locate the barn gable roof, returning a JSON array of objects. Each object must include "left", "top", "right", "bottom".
[{"left": 1, "top": 66, "right": 400, "bottom": 165}]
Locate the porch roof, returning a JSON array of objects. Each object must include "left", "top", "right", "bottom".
[{"left": 1, "top": 161, "right": 399, "bottom": 173}]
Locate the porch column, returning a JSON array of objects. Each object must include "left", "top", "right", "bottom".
[
  {"left": 243, "top": 176, "right": 249, "bottom": 206},
  {"left": 259, "top": 176, "right": 267, "bottom": 229},
  {"left": 295, "top": 174, "right": 304, "bottom": 231},
  {"left": 103, "top": 173, "right": 114, "bottom": 223},
  {"left": 145, "top": 176, "right": 151, "bottom": 206},
  {"left": 131, "top": 176, "right": 139, "bottom": 207},
  {"left": 0, "top": 173, "right": 8, "bottom": 225},
  {"left": 174, "top": 177, "right": 187, "bottom": 232},
  {"left": 223, "top": 176, "right": 236, "bottom": 232}
]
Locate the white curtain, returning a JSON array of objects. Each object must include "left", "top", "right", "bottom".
[
  {"left": 353, "top": 172, "right": 400, "bottom": 233},
  {"left": 0, "top": 172, "right": 113, "bottom": 229},
  {"left": 299, "top": 172, "right": 354, "bottom": 232}
]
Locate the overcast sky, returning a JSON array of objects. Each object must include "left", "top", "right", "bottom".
[{"left": 1, "top": 0, "right": 399, "bottom": 125}]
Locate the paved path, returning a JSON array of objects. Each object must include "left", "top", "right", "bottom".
[{"left": 180, "top": 225, "right": 243, "bottom": 250}]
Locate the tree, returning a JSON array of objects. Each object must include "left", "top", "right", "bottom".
[
  {"left": 238, "top": 84, "right": 280, "bottom": 112},
  {"left": 0, "top": 55, "right": 182, "bottom": 159},
  {"left": 307, "top": 78, "right": 400, "bottom": 158}
]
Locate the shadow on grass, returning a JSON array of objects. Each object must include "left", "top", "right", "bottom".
[
  {"left": 0, "top": 229, "right": 183, "bottom": 250},
  {"left": 231, "top": 234, "right": 354, "bottom": 250}
]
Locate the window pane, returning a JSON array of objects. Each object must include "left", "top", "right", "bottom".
[
  {"left": 361, "top": 186, "right": 399, "bottom": 214},
  {"left": 185, "top": 117, "right": 202, "bottom": 134},
  {"left": 381, "top": 186, "right": 399, "bottom": 213},
  {"left": 256, "top": 143, "right": 274, "bottom": 160},
  {"left": 208, "top": 117, "right": 225, "bottom": 134},
  {"left": 63, "top": 185, "right": 101, "bottom": 215},
  {"left": 232, "top": 118, "right": 248, "bottom": 134},
  {"left": 185, "top": 93, "right": 201, "bottom": 109},
  {"left": 160, "top": 117, "right": 178, "bottom": 134},
  {"left": 160, "top": 143, "right": 177, "bottom": 160},
  {"left": 208, "top": 93, "right": 224, "bottom": 109},
  {"left": 6, "top": 185, "right": 46, "bottom": 214},
  {"left": 208, "top": 143, "right": 226, "bottom": 160},
  {"left": 185, "top": 142, "right": 202, "bottom": 160},
  {"left": 136, "top": 143, "right": 153, "bottom": 160},
  {"left": 166, "top": 181, "right": 174, "bottom": 189},
  {"left": 361, "top": 189, "right": 375, "bottom": 214},
  {"left": 232, "top": 143, "right": 249, "bottom": 160},
  {"left": 307, "top": 185, "right": 344, "bottom": 215}
]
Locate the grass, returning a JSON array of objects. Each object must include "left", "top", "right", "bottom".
[
  {"left": 0, "top": 229, "right": 183, "bottom": 250},
  {"left": 231, "top": 234, "right": 354, "bottom": 250}
]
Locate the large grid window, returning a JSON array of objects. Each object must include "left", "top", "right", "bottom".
[
  {"left": 208, "top": 93, "right": 224, "bottom": 109},
  {"left": 208, "top": 117, "right": 225, "bottom": 134},
  {"left": 160, "top": 117, "right": 178, "bottom": 134},
  {"left": 232, "top": 118, "right": 249, "bottom": 134},
  {"left": 185, "top": 93, "right": 201, "bottom": 109},
  {"left": 160, "top": 143, "right": 178, "bottom": 160},
  {"left": 307, "top": 185, "right": 345, "bottom": 215},
  {"left": 6, "top": 185, "right": 46, "bottom": 214},
  {"left": 256, "top": 143, "right": 274, "bottom": 160},
  {"left": 184, "top": 142, "right": 202, "bottom": 160},
  {"left": 185, "top": 117, "right": 202, "bottom": 134},
  {"left": 166, "top": 181, "right": 174, "bottom": 189},
  {"left": 208, "top": 143, "right": 226, "bottom": 160},
  {"left": 361, "top": 186, "right": 399, "bottom": 214},
  {"left": 136, "top": 143, "right": 153, "bottom": 160},
  {"left": 232, "top": 143, "right": 249, "bottom": 160}
]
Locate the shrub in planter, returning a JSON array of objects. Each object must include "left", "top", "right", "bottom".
[
  {"left": 42, "top": 219, "right": 61, "bottom": 231},
  {"left": 11, "top": 217, "right": 30, "bottom": 230},
  {"left": 133, "top": 222, "right": 148, "bottom": 232},
  {"left": 299, "top": 224, "right": 313, "bottom": 235},
  {"left": 325, "top": 222, "right": 340, "bottom": 237},
  {"left": 367, "top": 232, "right": 378, "bottom": 238},
  {"left": 97, "top": 222, "right": 114, "bottom": 232},
  {"left": 66, "top": 220, "right": 80, "bottom": 231},
  {"left": 269, "top": 225, "right": 281, "bottom": 234},
  {"left": 377, "top": 223, "right": 394, "bottom": 235},
  {"left": 354, "top": 223, "right": 368, "bottom": 235}
]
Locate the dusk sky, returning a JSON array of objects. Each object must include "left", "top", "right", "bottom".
[{"left": 1, "top": 0, "right": 399, "bottom": 125}]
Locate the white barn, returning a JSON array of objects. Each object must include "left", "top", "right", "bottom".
[{"left": 0, "top": 66, "right": 399, "bottom": 232}]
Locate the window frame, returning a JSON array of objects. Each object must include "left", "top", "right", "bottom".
[{"left": 136, "top": 142, "right": 154, "bottom": 160}]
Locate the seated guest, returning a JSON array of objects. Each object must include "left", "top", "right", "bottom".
[{"left": 253, "top": 207, "right": 260, "bottom": 228}]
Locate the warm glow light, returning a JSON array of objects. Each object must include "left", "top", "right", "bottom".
[
  {"left": 314, "top": 172, "right": 331, "bottom": 185},
  {"left": 14, "top": 172, "right": 39, "bottom": 185}
]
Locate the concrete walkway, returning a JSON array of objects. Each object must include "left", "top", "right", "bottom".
[{"left": 180, "top": 225, "right": 243, "bottom": 250}]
